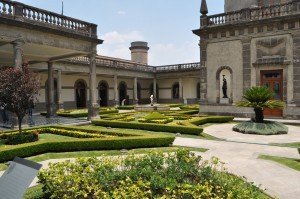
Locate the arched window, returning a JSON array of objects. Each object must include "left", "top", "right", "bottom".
[
  {"left": 149, "top": 83, "right": 159, "bottom": 100},
  {"left": 119, "top": 82, "right": 128, "bottom": 105},
  {"left": 172, "top": 82, "right": 179, "bottom": 99},
  {"left": 74, "top": 79, "right": 87, "bottom": 108},
  {"left": 197, "top": 82, "right": 201, "bottom": 99},
  {"left": 98, "top": 81, "right": 109, "bottom": 106}
]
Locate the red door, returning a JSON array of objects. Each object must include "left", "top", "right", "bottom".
[{"left": 260, "top": 70, "right": 283, "bottom": 117}]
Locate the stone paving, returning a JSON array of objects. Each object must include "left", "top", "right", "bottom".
[
  {"left": 174, "top": 136, "right": 300, "bottom": 199},
  {"left": 204, "top": 123, "right": 300, "bottom": 144},
  {"left": 0, "top": 114, "right": 89, "bottom": 130}
]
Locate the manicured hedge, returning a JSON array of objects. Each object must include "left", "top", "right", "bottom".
[
  {"left": 92, "top": 120, "right": 203, "bottom": 135},
  {"left": 0, "top": 126, "right": 175, "bottom": 163},
  {"left": 0, "top": 135, "right": 175, "bottom": 163},
  {"left": 188, "top": 116, "right": 234, "bottom": 126},
  {"left": 41, "top": 109, "right": 118, "bottom": 118}
]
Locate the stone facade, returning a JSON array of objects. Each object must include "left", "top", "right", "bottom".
[{"left": 194, "top": 0, "right": 300, "bottom": 119}]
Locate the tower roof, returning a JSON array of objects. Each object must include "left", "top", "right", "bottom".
[{"left": 200, "top": 0, "right": 208, "bottom": 15}]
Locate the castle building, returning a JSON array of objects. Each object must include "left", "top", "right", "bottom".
[
  {"left": 193, "top": 0, "right": 300, "bottom": 118},
  {"left": 1, "top": 0, "right": 299, "bottom": 119}
]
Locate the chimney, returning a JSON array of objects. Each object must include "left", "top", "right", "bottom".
[{"left": 129, "top": 41, "right": 149, "bottom": 65}]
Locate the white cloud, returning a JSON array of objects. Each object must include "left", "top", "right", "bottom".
[
  {"left": 117, "top": 11, "right": 126, "bottom": 15},
  {"left": 101, "top": 31, "right": 144, "bottom": 45},
  {"left": 98, "top": 31, "right": 145, "bottom": 60}
]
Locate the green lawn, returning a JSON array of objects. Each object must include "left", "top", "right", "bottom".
[
  {"left": 259, "top": 155, "right": 300, "bottom": 171},
  {"left": 272, "top": 142, "right": 300, "bottom": 148}
]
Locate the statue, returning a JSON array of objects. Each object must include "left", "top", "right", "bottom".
[
  {"left": 222, "top": 75, "right": 228, "bottom": 98},
  {"left": 150, "top": 95, "right": 154, "bottom": 106}
]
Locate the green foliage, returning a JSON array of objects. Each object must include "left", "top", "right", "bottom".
[
  {"left": 144, "top": 112, "right": 168, "bottom": 120},
  {"left": 0, "top": 126, "right": 174, "bottom": 163},
  {"left": 233, "top": 121, "right": 288, "bottom": 135},
  {"left": 188, "top": 116, "right": 235, "bottom": 126},
  {"left": 38, "top": 150, "right": 269, "bottom": 199},
  {"left": 236, "top": 86, "right": 284, "bottom": 109},
  {"left": 3, "top": 131, "right": 39, "bottom": 145},
  {"left": 92, "top": 119, "right": 203, "bottom": 135},
  {"left": 259, "top": 155, "right": 300, "bottom": 171},
  {"left": 138, "top": 112, "right": 174, "bottom": 124}
]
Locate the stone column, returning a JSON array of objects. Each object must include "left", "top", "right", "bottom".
[
  {"left": 88, "top": 53, "right": 99, "bottom": 120},
  {"left": 12, "top": 39, "right": 25, "bottom": 68},
  {"left": 179, "top": 78, "right": 183, "bottom": 103},
  {"left": 57, "top": 70, "right": 63, "bottom": 109},
  {"left": 153, "top": 78, "right": 157, "bottom": 103},
  {"left": 133, "top": 77, "right": 138, "bottom": 104},
  {"left": 114, "top": 75, "right": 119, "bottom": 105},
  {"left": 46, "top": 62, "right": 55, "bottom": 118}
]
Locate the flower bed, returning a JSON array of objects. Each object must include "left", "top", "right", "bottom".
[{"left": 38, "top": 150, "right": 269, "bottom": 199}]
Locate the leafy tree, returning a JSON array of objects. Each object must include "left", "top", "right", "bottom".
[
  {"left": 236, "top": 86, "right": 284, "bottom": 123},
  {"left": 0, "top": 64, "right": 40, "bottom": 133}
]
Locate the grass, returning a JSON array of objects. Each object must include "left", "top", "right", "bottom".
[
  {"left": 259, "top": 155, "right": 300, "bottom": 171},
  {"left": 272, "top": 142, "right": 300, "bottom": 148}
]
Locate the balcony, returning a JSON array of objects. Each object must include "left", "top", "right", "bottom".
[
  {"left": 200, "top": 0, "right": 300, "bottom": 28},
  {"left": 0, "top": 0, "right": 97, "bottom": 38}
]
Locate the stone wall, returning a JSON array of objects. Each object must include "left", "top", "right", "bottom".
[{"left": 225, "top": 0, "right": 257, "bottom": 12}]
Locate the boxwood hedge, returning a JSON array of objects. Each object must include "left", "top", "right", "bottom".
[
  {"left": 0, "top": 126, "right": 175, "bottom": 163},
  {"left": 92, "top": 120, "right": 203, "bottom": 135},
  {"left": 188, "top": 116, "right": 234, "bottom": 126}
]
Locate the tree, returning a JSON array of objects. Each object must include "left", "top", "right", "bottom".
[
  {"left": 236, "top": 86, "right": 284, "bottom": 123},
  {"left": 0, "top": 64, "right": 41, "bottom": 133}
]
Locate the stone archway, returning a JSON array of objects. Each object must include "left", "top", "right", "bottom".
[
  {"left": 75, "top": 79, "right": 87, "bottom": 108},
  {"left": 119, "top": 81, "right": 128, "bottom": 105},
  {"left": 172, "top": 82, "right": 179, "bottom": 99},
  {"left": 216, "top": 66, "right": 233, "bottom": 103},
  {"left": 98, "top": 80, "right": 109, "bottom": 107},
  {"left": 137, "top": 82, "right": 142, "bottom": 101}
]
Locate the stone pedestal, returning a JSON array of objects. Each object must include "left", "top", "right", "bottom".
[{"left": 220, "top": 98, "right": 230, "bottom": 104}]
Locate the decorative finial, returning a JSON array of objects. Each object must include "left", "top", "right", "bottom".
[{"left": 200, "top": 0, "right": 208, "bottom": 15}]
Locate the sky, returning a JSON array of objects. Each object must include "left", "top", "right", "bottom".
[{"left": 18, "top": 0, "right": 224, "bottom": 66}]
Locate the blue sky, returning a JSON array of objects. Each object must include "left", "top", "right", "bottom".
[{"left": 19, "top": 0, "right": 224, "bottom": 65}]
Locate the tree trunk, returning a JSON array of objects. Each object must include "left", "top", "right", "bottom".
[
  {"left": 254, "top": 107, "right": 264, "bottom": 123},
  {"left": 18, "top": 116, "right": 23, "bottom": 134}
]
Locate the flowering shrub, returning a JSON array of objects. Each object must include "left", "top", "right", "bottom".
[{"left": 39, "top": 149, "right": 269, "bottom": 198}]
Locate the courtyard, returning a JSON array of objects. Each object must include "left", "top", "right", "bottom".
[{"left": 1, "top": 0, "right": 300, "bottom": 198}]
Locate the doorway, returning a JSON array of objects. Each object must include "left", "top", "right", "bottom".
[
  {"left": 75, "top": 80, "right": 87, "bottom": 108},
  {"left": 260, "top": 70, "right": 283, "bottom": 117},
  {"left": 119, "top": 82, "right": 128, "bottom": 105},
  {"left": 99, "top": 81, "right": 108, "bottom": 107}
]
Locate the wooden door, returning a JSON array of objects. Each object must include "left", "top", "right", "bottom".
[{"left": 260, "top": 70, "right": 283, "bottom": 117}]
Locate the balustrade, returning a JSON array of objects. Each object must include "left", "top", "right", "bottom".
[
  {"left": 67, "top": 57, "right": 202, "bottom": 73},
  {"left": 202, "top": 0, "right": 300, "bottom": 27},
  {"left": 0, "top": 0, "right": 97, "bottom": 37}
]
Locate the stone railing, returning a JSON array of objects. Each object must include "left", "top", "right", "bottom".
[
  {"left": 0, "top": 0, "right": 97, "bottom": 37},
  {"left": 154, "top": 62, "right": 202, "bottom": 72},
  {"left": 67, "top": 57, "right": 154, "bottom": 72},
  {"left": 201, "top": 0, "right": 300, "bottom": 27},
  {"left": 66, "top": 57, "right": 202, "bottom": 73}
]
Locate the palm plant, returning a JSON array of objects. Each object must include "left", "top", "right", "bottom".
[{"left": 236, "top": 86, "right": 284, "bottom": 123}]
